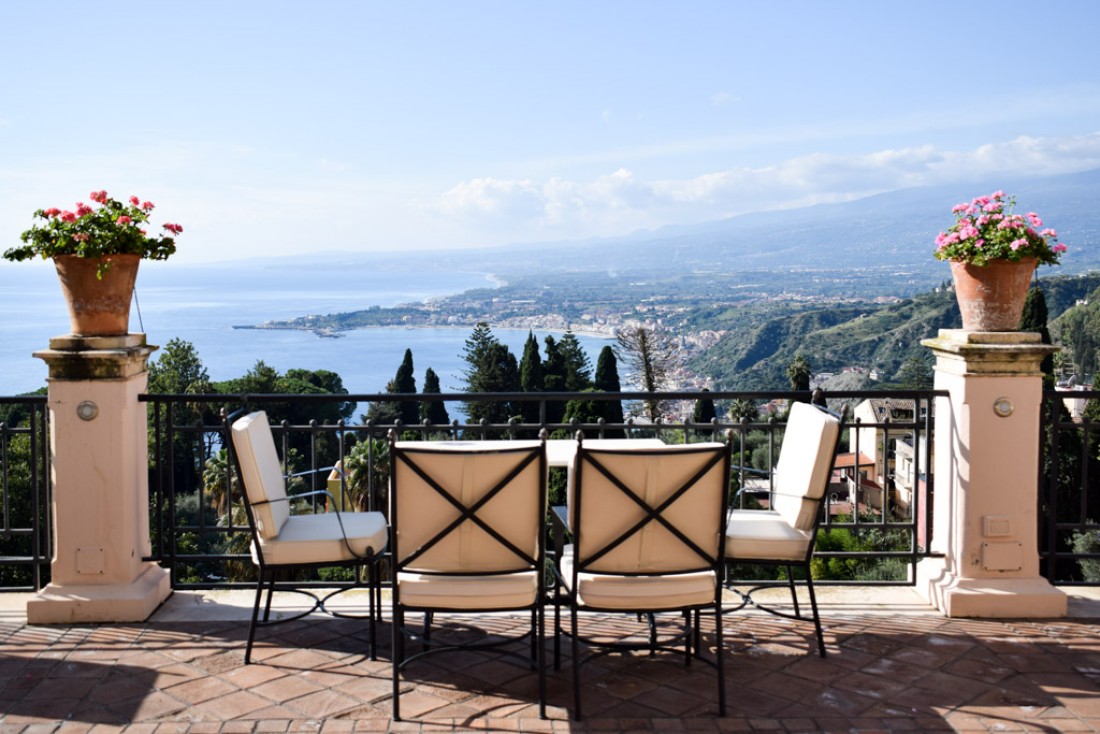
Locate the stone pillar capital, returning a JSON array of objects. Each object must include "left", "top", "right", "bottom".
[
  {"left": 921, "top": 330, "right": 1059, "bottom": 376},
  {"left": 33, "top": 333, "right": 157, "bottom": 381}
]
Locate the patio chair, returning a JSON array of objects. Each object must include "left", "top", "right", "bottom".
[
  {"left": 228, "top": 410, "right": 388, "bottom": 663},
  {"left": 553, "top": 437, "right": 731, "bottom": 720},
  {"left": 723, "top": 400, "right": 845, "bottom": 657},
  {"left": 388, "top": 437, "right": 548, "bottom": 721}
]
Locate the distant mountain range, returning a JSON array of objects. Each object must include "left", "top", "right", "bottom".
[{"left": 242, "top": 168, "right": 1100, "bottom": 295}]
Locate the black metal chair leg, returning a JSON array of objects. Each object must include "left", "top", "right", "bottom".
[
  {"left": 683, "top": 609, "right": 692, "bottom": 666},
  {"left": 392, "top": 604, "right": 403, "bottom": 721},
  {"left": 570, "top": 605, "right": 582, "bottom": 721},
  {"left": 245, "top": 573, "right": 266, "bottom": 664},
  {"left": 367, "top": 560, "right": 377, "bottom": 661},
  {"left": 714, "top": 598, "right": 726, "bottom": 715},
  {"left": 786, "top": 566, "right": 801, "bottom": 618},
  {"left": 805, "top": 570, "right": 826, "bottom": 657},
  {"left": 262, "top": 573, "right": 277, "bottom": 622},
  {"left": 536, "top": 601, "right": 546, "bottom": 719},
  {"left": 553, "top": 590, "right": 562, "bottom": 670}
]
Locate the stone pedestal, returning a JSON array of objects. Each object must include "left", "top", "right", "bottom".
[
  {"left": 26, "top": 334, "right": 171, "bottom": 623},
  {"left": 917, "top": 330, "right": 1066, "bottom": 617}
]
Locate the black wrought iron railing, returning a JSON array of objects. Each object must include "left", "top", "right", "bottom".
[
  {"left": 0, "top": 396, "right": 51, "bottom": 591},
  {"left": 1040, "top": 389, "right": 1100, "bottom": 583},
  {"left": 140, "top": 389, "right": 938, "bottom": 590},
  {"left": 9, "top": 387, "right": 1100, "bottom": 592}
]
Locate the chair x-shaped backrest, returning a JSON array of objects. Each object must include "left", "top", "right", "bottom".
[
  {"left": 572, "top": 443, "right": 730, "bottom": 577},
  {"left": 391, "top": 441, "right": 546, "bottom": 575}
]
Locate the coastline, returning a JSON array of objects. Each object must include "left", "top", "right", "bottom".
[{"left": 233, "top": 321, "right": 617, "bottom": 340}]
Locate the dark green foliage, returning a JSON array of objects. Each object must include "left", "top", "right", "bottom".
[
  {"left": 728, "top": 398, "right": 759, "bottom": 423},
  {"left": 147, "top": 339, "right": 217, "bottom": 495},
  {"left": 1020, "top": 285, "right": 1055, "bottom": 386},
  {"left": 215, "top": 360, "right": 353, "bottom": 470},
  {"left": 557, "top": 331, "right": 592, "bottom": 391},
  {"left": 0, "top": 433, "right": 45, "bottom": 588},
  {"left": 461, "top": 323, "right": 520, "bottom": 425},
  {"left": 812, "top": 519, "right": 911, "bottom": 581},
  {"left": 542, "top": 335, "right": 567, "bottom": 425},
  {"left": 691, "top": 289, "right": 959, "bottom": 390},
  {"left": 420, "top": 367, "right": 450, "bottom": 426},
  {"left": 391, "top": 349, "right": 419, "bottom": 426},
  {"left": 519, "top": 331, "right": 544, "bottom": 424},
  {"left": 895, "top": 356, "right": 934, "bottom": 389},
  {"left": 692, "top": 388, "right": 717, "bottom": 424},
  {"left": 592, "top": 346, "right": 625, "bottom": 437}
]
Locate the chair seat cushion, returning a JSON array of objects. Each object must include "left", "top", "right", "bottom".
[
  {"left": 559, "top": 545, "right": 716, "bottom": 610},
  {"left": 725, "top": 509, "right": 812, "bottom": 561},
  {"left": 253, "top": 510, "right": 388, "bottom": 566},
  {"left": 395, "top": 570, "right": 539, "bottom": 610}
]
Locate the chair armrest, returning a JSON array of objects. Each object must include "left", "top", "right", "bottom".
[
  {"left": 253, "top": 488, "right": 338, "bottom": 508},
  {"left": 286, "top": 466, "right": 337, "bottom": 479}
]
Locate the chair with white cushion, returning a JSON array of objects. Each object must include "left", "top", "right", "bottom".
[
  {"left": 388, "top": 437, "right": 548, "bottom": 721},
  {"left": 553, "top": 438, "right": 731, "bottom": 720},
  {"left": 229, "top": 410, "right": 388, "bottom": 663},
  {"left": 724, "top": 401, "right": 845, "bottom": 657}
]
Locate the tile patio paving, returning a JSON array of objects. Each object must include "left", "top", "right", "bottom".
[{"left": 0, "top": 588, "right": 1098, "bottom": 733}]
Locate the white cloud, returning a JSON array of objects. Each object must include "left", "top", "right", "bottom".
[
  {"left": 6, "top": 132, "right": 1099, "bottom": 261},
  {"left": 710, "top": 91, "right": 735, "bottom": 108},
  {"left": 434, "top": 133, "right": 1100, "bottom": 241}
]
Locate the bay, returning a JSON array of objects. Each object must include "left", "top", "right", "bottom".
[{"left": 0, "top": 259, "right": 612, "bottom": 403}]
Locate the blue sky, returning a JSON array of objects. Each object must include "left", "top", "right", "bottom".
[{"left": 2, "top": 1, "right": 1099, "bottom": 263}]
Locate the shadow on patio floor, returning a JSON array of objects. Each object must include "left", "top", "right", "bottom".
[{"left": 0, "top": 587, "right": 1098, "bottom": 732}]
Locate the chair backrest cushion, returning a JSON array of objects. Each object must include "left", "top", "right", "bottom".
[
  {"left": 771, "top": 402, "right": 841, "bottom": 531},
  {"left": 573, "top": 443, "right": 728, "bottom": 574},
  {"left": 391, "top": 441, "right": 544, "bottom": 573},
  {"left": 230, "top": 411, "right": 290, "bottom": 539}
]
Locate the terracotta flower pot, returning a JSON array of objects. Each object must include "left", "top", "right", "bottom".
[
  {"left": 53, "top": 254, "right": 141, "bottom": 337},
  {"left": 949, "top": 258, "right": 1036, "bottom": 332}
]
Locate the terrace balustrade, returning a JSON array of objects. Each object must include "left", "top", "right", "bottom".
[{"left": 2, "top": 328, "right": 1099, "bottom": 622}]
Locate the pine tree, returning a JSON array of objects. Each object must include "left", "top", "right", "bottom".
[
  {"left": 461, "top": 323, "right": 520, "bottom": 425},
  {"left": 615, "top": 325, "right": 680, "bottom": 421},
  {"left": 420, "top": 367, "right": 450, "bottom": 426},
  {"left": 461, "top": 322, "right": 499, "bottom": 392},
  {"left": 557, "top": 330, "right": 592, "bottom": 391}
]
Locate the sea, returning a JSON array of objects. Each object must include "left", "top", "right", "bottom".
[{"left": 0, "top": 259, "right": 613, "bottom": 404}]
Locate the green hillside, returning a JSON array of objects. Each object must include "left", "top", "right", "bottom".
[{"left": 694, "top": 272, "right": 1100, "bottom": 391}]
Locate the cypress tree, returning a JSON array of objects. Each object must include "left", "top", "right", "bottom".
[
  {"left": 593, "top": 345, "right": 625, "bottom": 436},
  {"left": 392, "top": 348, "right": 419, "bottom": 425},
  {"left": 692, "top": 388, "right": 717, "bottom": 424},
  {"left": 420, "top": 367, "right": 450, "bottom": 426},
  {"left": 1020, "top": 285, "right": 1055, "bottom": 387},
  {"left": 519, "top": 331, "right": 544, "bottom": 424}
]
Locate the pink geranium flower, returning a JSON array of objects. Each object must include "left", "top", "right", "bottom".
[
  {"left": 4, "top": 188, "right": 184, "bottom": 275},
  {"left": 933, "top": 191, "right": 1066, "bottom": 267}
]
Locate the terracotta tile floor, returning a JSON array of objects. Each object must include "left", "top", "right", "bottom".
[{"left": 0, "top": 589, "right": 1098, "bottom": 733}]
